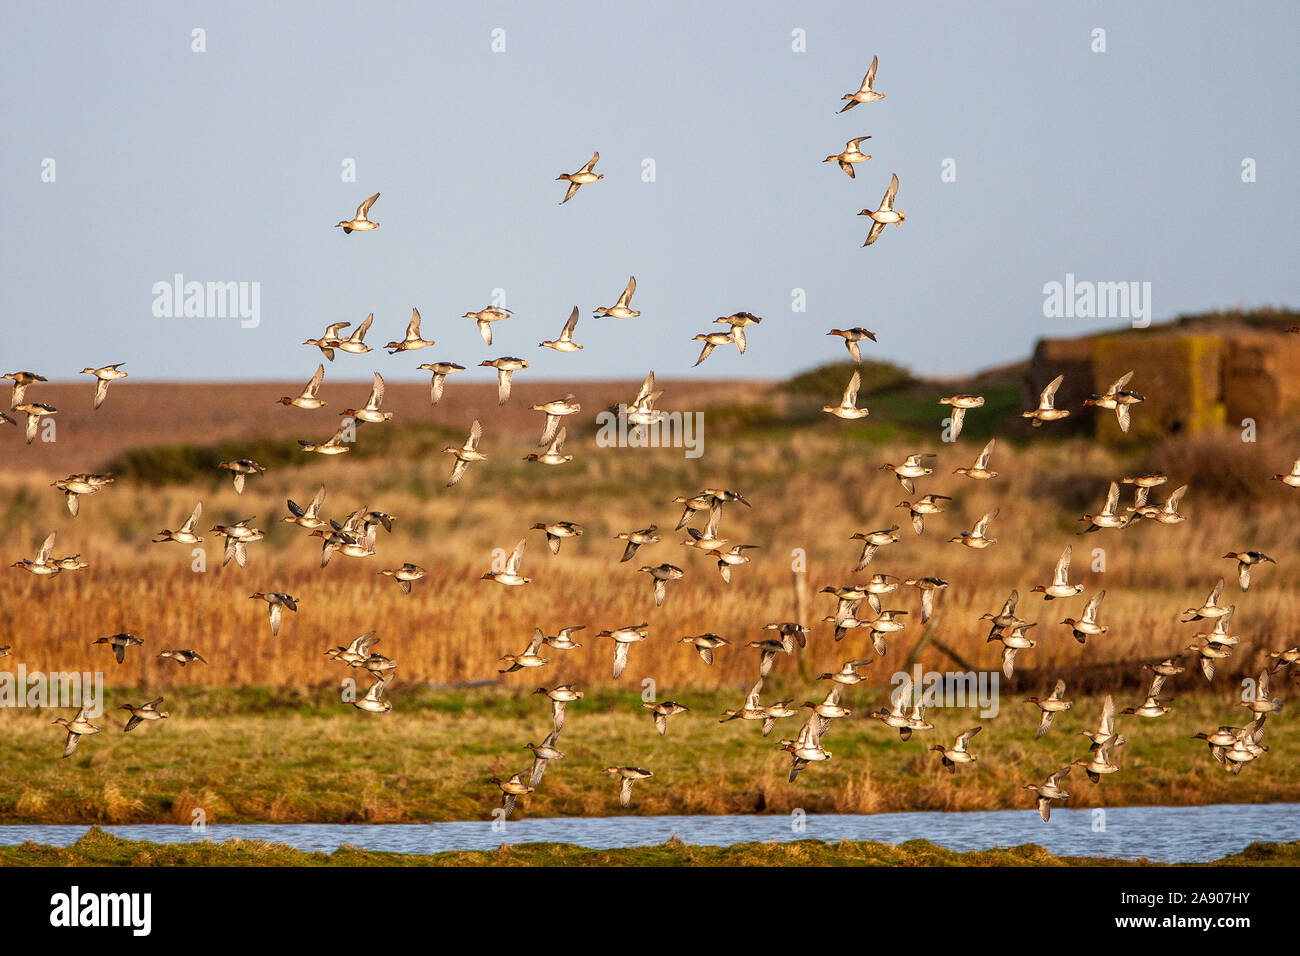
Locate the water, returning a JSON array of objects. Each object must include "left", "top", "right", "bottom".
[{"left": 2, "top": 803, "right": 1296, "bottom": 862}]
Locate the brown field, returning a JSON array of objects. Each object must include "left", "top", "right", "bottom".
[{"left": 2, "top": 379, "right": 1299, "bottom": 696}]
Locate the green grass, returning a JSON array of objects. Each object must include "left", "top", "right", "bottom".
[
  {"left": 1, "top": 686, "right": 1294, "bottom": 825},
  {"left": 102, "top": 421, "right": 462, "bottom": 486},
  {"left": 2, "top": 827, "right": 1296, "bottom": 867}
]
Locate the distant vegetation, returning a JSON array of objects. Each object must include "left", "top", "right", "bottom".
[
  {"left": 4, "top": 826, "right": 1297, "bottom": 867},
  {"left": 103, "top": 422, "right": 462, "bottom": 486}
]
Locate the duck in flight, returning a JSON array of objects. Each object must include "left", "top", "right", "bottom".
[
  {"left": 540, "top": 307, "right": 583, "bottom": 352},
  {"left": 466, "top": 306, "right": 512, "bottom": 346},
  {"left": 304, "top": 322, "right": 351, "bottom": 361},
  {"left": 824, "top": 136, "right": 872, "bottom": 178},
  {"left": 336, "top": 192, "right": 380, "bottom": 233},
  {"left": 557, "top": 151, "right": 603, "bottom": 204},
  {"left": 386, "top": 308, "right": 436, "bottom": 353},
  {"left": 839, "top": 56, "right": 885, "bottom": 111},
  {"left": 1022, "top": 374, "right": 1070, "bottom": 427},
  {"left": 278, "top": 364, "right": 326, "bottom": 409},
  {"left": 444, "top": 420, "right": 486, "bottom": 486},
  {"left": 827, "top": 327, "right": 876, "bottom": 362},
  {"left": 593, "top": 276, "right": 640, "bottom": 319},
  {"left": 858, "top": 173, "right": 905, "bottom": 246},
  {"left": 417, "top": 362, "right": 465, "bottom": 405},
  {"left": 823, "top": 369, "right": 868, "bottom": 419},
  {"left": 52, "top": 706, "right": 100, "bottom": 758},
  {"left": 81, "top": 363, "right": 128, "bottom": 409}
]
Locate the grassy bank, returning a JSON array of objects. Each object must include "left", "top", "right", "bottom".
[
  {"left": 0, "top": 686, "right": 1294, "bottom": 825},
  {"left": 2, "top": 827, "right": 1297, "bottom": 867}
]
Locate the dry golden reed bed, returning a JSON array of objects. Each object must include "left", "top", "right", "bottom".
[{"left": 2, "top": 406, "right": 1299, "bottom": 695}]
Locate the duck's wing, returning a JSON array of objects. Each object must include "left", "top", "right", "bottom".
[
  {"left": 890, "top": 672, "right": 914, "bottom": 714},
  {"left": 1165, "top": 484, "right": 1188, "bottom": 513},
  {"left": 1148, "top": 673, "right": 1167, "bottom": 700},
  {"left": 356, "top": 192, "right": 380, "bottom": 220},
  {"left": 561, "top": 181, "right": 580, "bottom": 204},
  {"left": 843, "top": 369, "right": 862, "bottom": 406},
  {"left": 612, "top": 641, "right": 630, "bottom": 679},
  {"left": 1116, "top": 403, "right": 1132, "bottom": 433},
  {"left": 1050, "top": 678, "right": 1067, "bottom": 701},
  {"left": 1082, "top": 589, "right": 1105, "bottom": 624},
  {"left": 618, "top": 776, "right": 635, "bottom": 806},
  {"left": 465, "top": 419, "right": 483, "bottom": 451},
  {"left": 1053, "top": 545, "right": 1073, "bottom": 585},
  {"left": 1108, "top": 370, "right": 1134, "bottom": 393},
  {"left": 703, "top": 502, "right": 722, "bottom": 541},
  {"left": 1103, "top": 482, "right": 1120, "bottom": 515},
  {"left": 1040, "top": 374, "right": 1064, "bottom": 409},
  {"left": 1098, "top": 695, "right": 1115, "bottom": 736},
  {"left": 429, "top": 371, "right": 448, "bottom": 404},
  {"left": 367, "top": 372, "right": 385, "bottom": 410},
  {"left": 1036, "top": 709, "right": 1058, "bottom": 739},
  {"left": 972, "top": 508, "right": 999, "bottom": 538},
  {"left": 1000, "top": 589, "right": 1019, "bottom": 618},
  {"left": 634, "top": 371, "right": 655, "bottom": 406},
  {"left": 93, "top": 378, "right": 110, "bottom": 409},
  {"left": 880, "top": 173, "right": 899, "bottom": 211},
  {"left": 973, "top": 437, "right": 996, "bottom": 469},
  {"left": 551, "top": 699, "right": 567, "bottom": 733},
  {"left": 1131, "top": 485, "right": 1150, "bottom": 510},
  {"left": 847, "top": 135, "right": 871, "bottom": 150},
  {"left": 1208, "top": 577, "right": 1225, "bottom": 606},
  {"left": 528, "top": 754, "right": 550, "bottom": 788},
  {"left": 949, "top": 405, "right": 965, "bottom": 438},
  {"left": 862, "top": 55, "right": 878, "bottom": 91},
  {"left": 447, "top": 458, "right": 469, "bottom": 486},
  {"left": 526, "top": 628, "right": 545, "bottom": 656},
  {"left": 37, "top": 532, "right": 56, "bottom": 564},
  {"left": 578, "top": 151, "right": 600, "bottom": 175},
  {"left": 405, "top": 308, "right": 422, "bottom": 339},
  {"left": 496, "top": 369, "right": 513, "bottom": 405},
  {"left": 955, "top": 725, "right": 982, "bottom": 750},
  {"left": 548, "top": 427, "right": 567, "bottom": 455},
  {"left": 864, "top": 221, "right": 886, "bottom": 246},
  {"left": 307, "top": 484, "right": 327, "bottom": 516},
  {"left": 302, "top": 363, "right": 325, "bottom": 398},
  {"left": 744, "top": 676, "right": 765, "bottom": 710},
  {"left": 180, "top": 501, "right": 203, "bottom": 534},
  {"left": 353, "top": 312, "right": 373, "bottom": 341},
  {"left": 506, "top": 538, "right": 527, "bottom": 575},
  {"left": 616, "top": 276, "right": 636, "bottom": 308},
  {"left": 824, "top": 683, "right": 842, "bottom": 707},
  {"left": 560, "top": 306, "right": 580, "bottom": 340},
  {"left": 323, "top": 322, "right": 351, "bottom": 339}
]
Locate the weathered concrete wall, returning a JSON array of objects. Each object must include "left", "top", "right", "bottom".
[
  {"left": 1222, "top": 333, "right": 1300, "bottom": 427},
  {"left": 1027, "top": 328, "right": 1300, "bottom": 445},
  {"left": 1092, "top": 333, "right": 1226, "bottom": 444}
]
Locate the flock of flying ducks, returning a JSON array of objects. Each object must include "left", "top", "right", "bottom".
[{"left": 7, "top": 55, "right": 1298, "bottom": 822}]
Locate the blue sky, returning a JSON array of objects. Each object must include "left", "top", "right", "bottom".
[{"left": 3, "top": 0, "right": 1297, "bottom": 385}]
